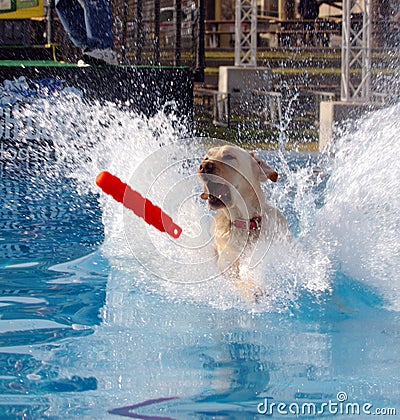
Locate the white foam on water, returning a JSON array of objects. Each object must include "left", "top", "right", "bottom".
[
  {"left": 315, "top": 104, "right": 400, "bottom": 310},
  {"left": 5, "top": 78, "right": 400, "bottom": 312}
]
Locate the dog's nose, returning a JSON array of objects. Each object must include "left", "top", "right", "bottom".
[{"left": 199, "top": 160, "right": 214, "bottom": 174}]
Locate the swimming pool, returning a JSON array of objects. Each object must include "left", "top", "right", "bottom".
[{"left": 0, "top": 82, "right": 399, "bottom": 419}]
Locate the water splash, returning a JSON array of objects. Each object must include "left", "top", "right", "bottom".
[
  {"left": 316, "top": 104, "right": 400, "bottom": 310},
  {"left": 2, "top": 78, "right": 399, "bottom": 312},
  {"left": 36, "top": 89, "right": 330, "bottom": 311}
]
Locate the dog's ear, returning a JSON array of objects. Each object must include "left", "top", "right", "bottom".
[{"left": 249, "top": 152, "right": 278, "bottom": 182}]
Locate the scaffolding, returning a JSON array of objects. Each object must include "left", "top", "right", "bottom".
[
  {"left": 234, "top": 0, "right": 257, "bottom": 66},
  {"left": 341, "top": 0, "right": 372, "bottom": 101}
]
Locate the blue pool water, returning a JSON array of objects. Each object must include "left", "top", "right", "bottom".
[{"left": 0, "top": 82, "right": 399, "bottom": 419}]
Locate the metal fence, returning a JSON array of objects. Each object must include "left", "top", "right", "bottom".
[
  {"left": 112, "top": 0, "right": 204, "bottom": 73},
  {"left": 194, "top": 88, "right": 340, "bottom": 130}
]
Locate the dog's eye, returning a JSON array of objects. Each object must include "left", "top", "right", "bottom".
[{"left": 223, "top": 154, "right": 235, "bottom": 161}]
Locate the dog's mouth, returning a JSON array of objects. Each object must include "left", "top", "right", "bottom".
[{"left": 201, "top": 181, "right": 231, "bottom": 208}]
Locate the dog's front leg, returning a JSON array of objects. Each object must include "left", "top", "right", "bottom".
[
  {"left": 223, "top": 261, "right": 264, "bottom": 303},
  {"left": 235, "top": 276, "right": 264, "bottom": 303}
]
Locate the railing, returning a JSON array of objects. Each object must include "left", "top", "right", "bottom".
[
  {"left": 204, "top": 18, "right": 342, "bottom": 49},
  {"left": 0, "top": 18, "right": 62, "bottom": 61},
  {"left": 194, "top": 87, "right": 338, "bottom": 129},
  {"left": 194, "top": 89, "right": 283, "bottom": 128},
  {"left": 204, "top": 18, "right": 400, "bottom": 50},
  {"left": 251, "top": 90, "right": 282, "bottom": 126}
]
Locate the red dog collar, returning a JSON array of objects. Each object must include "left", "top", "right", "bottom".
[{"left": 232, "top": 215, "right": 262, "bottom": 231}]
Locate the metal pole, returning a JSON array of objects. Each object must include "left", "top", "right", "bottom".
[
  {"left": 341, "top": 0, "right": 372, "bottom": 102},
  {"left": 235, "top": 0, "right": 257, "bottom": 67},
  {"left": 136, "top": 0, "right": 143, "bottom": 64},
  {"left": 227, "top": 93, "right": 231, "bottom": 128},
  {"left": 340, "top": 0, "right": 350, "bottom": 101},
  {"left": 45, "top": 0, "right": 52, "bottom": 46},
  {"left": 175, "top": 0, "right": 182, "bottom": 66},
  {"left": 235, "top": 0, "right": 241, "bottom": 66},
  {"left": 119, "top": 0, "right": 127, "bottom": 63},
  {"left": 154, "top": 0, "right": 160, "bottom": 64},
  {"left": 361, "top": 0, "right": 371, "bottom": 100},
  {"left": 194, "top": 0, "right": 205, "bottom": 82}
]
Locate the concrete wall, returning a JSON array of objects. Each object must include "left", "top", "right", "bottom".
[
  {"left": 319, "top": 101, "right": 385, "bottom": 151},
  {"left": 218, "top": 66, "right": 271, "bottom": 94}
]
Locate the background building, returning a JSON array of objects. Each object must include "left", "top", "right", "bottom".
[{"left": 1, "top": 0, "right": 398, "bottom": 67}]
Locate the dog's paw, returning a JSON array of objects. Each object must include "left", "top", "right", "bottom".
[
  {"left": 236, "top": 279, "right": 265, "bottom": 304},
  {"left": 253, "top": 287, "right": 265, "bottom": 304}
]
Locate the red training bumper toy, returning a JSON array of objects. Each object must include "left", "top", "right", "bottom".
[{"left": 96, "top": 171, "right": 182, "bottom": 239}]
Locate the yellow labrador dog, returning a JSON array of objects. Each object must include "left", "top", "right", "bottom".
[{"left": 198, "top": 145, "right": 291, "bottom": 301}]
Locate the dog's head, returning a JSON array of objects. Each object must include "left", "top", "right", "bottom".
[{"left": 197, "top": 145, "right": 278, "bottom": 210}]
